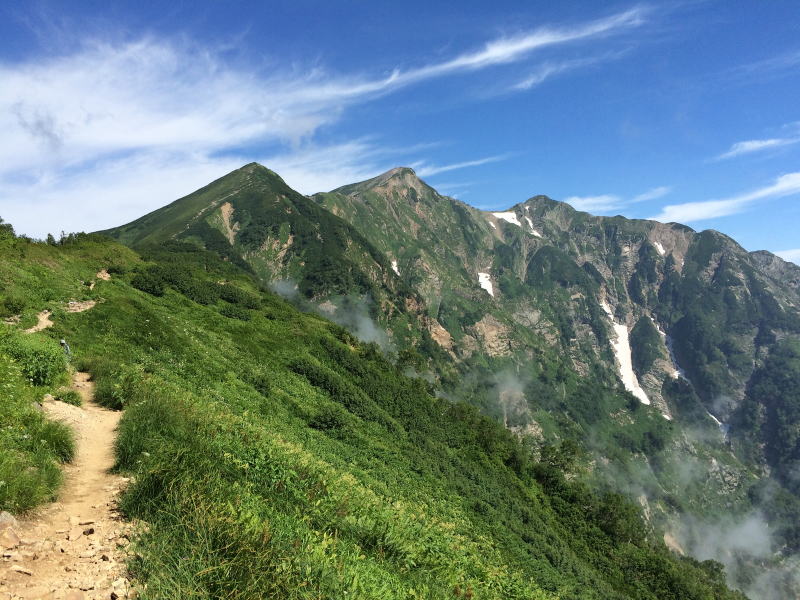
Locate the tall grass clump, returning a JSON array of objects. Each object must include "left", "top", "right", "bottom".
[
  {"left": 0, "top": 353, "right": 74, "bottom": 512},
  {"left": 0, "top": 329, "right": 66, "bottom": 386}
]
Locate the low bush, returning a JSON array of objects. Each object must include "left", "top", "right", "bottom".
[
  {"left": 131, "top": 270, "right": 165, "bottom": 296},
  {"left": 1, "top": 294, "right": 26, "bottom": 317},
  {"left": 0, "top": 330, "right": 66, "bottom": 386},
  {"left": 219, "top": 304, "right": 251, "bottom": 321}
]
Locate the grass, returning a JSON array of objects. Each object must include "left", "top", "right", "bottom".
[
  {"left": 0, "top": 352, "right": 74, "bottom": 512},
  {"left": 0, "top": 228, "right": 748, "bottom": 598},
  {"left": 56, "top": 389, "right": 82, "bottom": 406}
]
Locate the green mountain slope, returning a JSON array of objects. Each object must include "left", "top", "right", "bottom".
[
  {"left": 0, "top": 223, "right": 748, "bottom": 599},
  {"left": 314, "top": 166, "right": 800, "bottom": 595},
  {"left": 93, "top": 163, "right": 800, "bottom": 596},
  {"left": 102, "top": 163, "right": 410, "bottom": 302}
]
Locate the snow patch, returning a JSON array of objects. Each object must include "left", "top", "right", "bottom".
[
  {"left": 391, "top": 260, "right": 400, "bottom": 276},
  {"left": 602, "top": 300, "right": 649, "bottom": 405},
  {"left": 489, "top": 221, "right": 497, "bottom": 230},
  {"left": 610, "top": 322, "right": 651, "bottom": 405},
  {"left": 706, "top": 410, "right": 728, "bottom": 435},
  {"left": 524, "top": 216, "right": 543, "bottom": 237},
  {"left": 492, "top": 212, "right": 521, "bottom": 227},
  {"left": 653, "top": 241, "right": 665, "bottom": 256},
  {"left": 478, "top": 272, "right": 494, "bottom": 297}
]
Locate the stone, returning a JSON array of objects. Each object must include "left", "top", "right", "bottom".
[
  {"left": 11, "top": 564, "right": 33, "bottom": 575},
  {"left": 78, "top": 520, "right": 94, "bottom": 526},
  {"left": 0, "top": 527, "right": 20, "bottom": 549},
  {"left": 82, "top": 527, "right": 95, "bottom": 536},
  {"left": 112, "top": 578, "right": 129, "bottom": 595},
  {"left": 0, "top": 511, "right": 19, "bottom": 528}
]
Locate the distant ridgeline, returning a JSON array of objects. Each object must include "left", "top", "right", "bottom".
[{"left": 56, "top": 161, "right": 795, "bottom": 598}]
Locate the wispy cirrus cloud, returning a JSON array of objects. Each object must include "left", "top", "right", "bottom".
[
  {"left": 563, "top": 194, "right": 622, "bottom": 212},
  {"left": 563, "top": 185, "right": 671, "bottom": 213},
  {"left": 650, "top": 172, "right": 800, "bottom": 223},
  {"left": 0, "top": 7, "right": 649, "bottom": 237},
  {"left": 632, "top": 185, "right": 671, "bottom": 203},
  {"left": 726, "top": 48, "right": 800, "bottom": 84},
  {"left": 414, "top": 155, "right": 508, "bottom": 177},
  {"left": 512, "top": 51, "right": 626, "bottom": 90},
  {"left": 393, "top": 7, "right": 645, "bottom": 87},
  {"left": 716, "top": 137, "right": 800, "bottom": 160}
]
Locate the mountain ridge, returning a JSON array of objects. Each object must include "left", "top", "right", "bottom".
[{"left": 91, "top": 161, "right": 800, "bottom": 595}]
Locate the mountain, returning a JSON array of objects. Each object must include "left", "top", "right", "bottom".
[
  {"left": 0, "top": 221, "right": 749, "bottom": 599},
  {"left": 101, "top": 163, "right": 439, "bottom": 351},
  {"left": 98, "top": 163, "right": 800, "bottom": 596},
  {"left": 316, "top": 166, "right": 800, "bottom": 594},
  {"left": 318, "top": 167, "right": 800, "bottom": 421},
  {"left": 103, "top": 163, "right": 401, "bottom": 299}
]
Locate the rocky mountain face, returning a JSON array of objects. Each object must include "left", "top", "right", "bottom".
[
  {"left": 318, "top": 167, "right": 800, "bottom": 424},
  {"left": 104, "top": 164, "right": 800, "bottom": 591}
]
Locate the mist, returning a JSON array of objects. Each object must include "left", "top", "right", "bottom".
[
  {"left": 268, "top": 279, "right": 299, "bottom": 300},
  {"left": 673, "top": 511, "right": 799, "bottom": 600}
]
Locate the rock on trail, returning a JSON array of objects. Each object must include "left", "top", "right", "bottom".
[{"left": 0, "top": 372, "right": 135, "bottom": 599}]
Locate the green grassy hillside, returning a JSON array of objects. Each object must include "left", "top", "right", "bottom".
[{"left": 0, "top": 223, "right": 746, "bottom": 599}]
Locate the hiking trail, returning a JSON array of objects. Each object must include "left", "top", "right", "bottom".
[{"left": 0, "top": 373, "right": 134, "bottom": 600}]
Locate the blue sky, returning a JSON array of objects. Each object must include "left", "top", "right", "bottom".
[{"left": 1, "top": 1, "right": 799, "bottom": 263}]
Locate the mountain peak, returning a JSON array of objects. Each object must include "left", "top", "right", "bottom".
[
  {"left": 370, "top": 166, "right": 423, "bottom": 188},
  {"left": 331, "top": 166, "right": 434, "bottom": 199}
]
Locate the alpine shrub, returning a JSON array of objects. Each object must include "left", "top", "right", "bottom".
[{"left": 0, "top": 331, "right": 66, "bottom": 386}]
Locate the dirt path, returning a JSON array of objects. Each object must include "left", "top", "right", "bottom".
[
  {"left": 0, "top": 372, "right": 133, "bottom": 600},
  {"left": 23, "top": 311, "right": 54, "bottom": 334}
]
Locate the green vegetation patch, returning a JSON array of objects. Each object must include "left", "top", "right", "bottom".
[{"left": 0, "top": 352, "right": 74, "bottom": 512}]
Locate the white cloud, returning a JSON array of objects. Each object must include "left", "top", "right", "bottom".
[
  {"left": 0, "top": 7, "right": 647, "bottom": 237},
  {"left": 650, "top": 172, "right": 800, "bottom": 223},
  {"left": 562, "top": 184, "right": 671, "bottom": 214},
  {"left": 512, "top": 52, "right": 623, "bottom": 90},
  {"left": 415, "top": 155, "right": 507, "bottom": 177},
  {"left": 0, "top": 152, "right": 246, "bottom": 236},
  {"left": 632, "top": 185, "right": 671, "bottom": 203},
  {"left": 261, "top": 140, "right": 396, "bottom": 194},
  {"left": 727, "top": 49, "right": 800, "bottom": 83},
  {"left": 395, "top": 7, "right": 644, "bottom": 86},
  {"left": 775, "top": 249, "right": 800, "bottom": 265},
  {"left": 563, "top": 194, "right": 622, "bottom": 212},
  {"left": 716, "top": 137, "right": 799, "bottom": 160}
]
